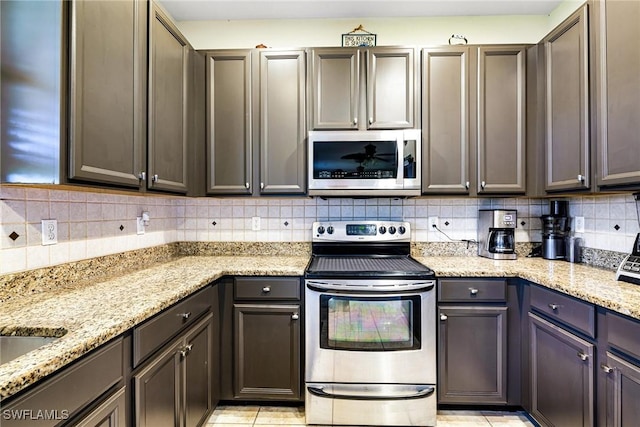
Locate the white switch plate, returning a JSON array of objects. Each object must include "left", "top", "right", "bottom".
[
  {"left": 251, "top": 216, "right": 261, "bottom": 231},
  {"left": 574, "top": 216, "right": 585, "bottom": 233},
  {"left": 41, "top": 219, "right": 58, "bottom": 245},
  {"left": 136, "top": 217, "right": 145, "bottom": 235},
  {"left": 428, "top": 216, "right": 439, "bottom": 229}
]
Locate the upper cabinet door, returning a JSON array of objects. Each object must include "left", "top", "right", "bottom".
[
  {"left": 68, "top": 0, "right": 146, "bottom": 187},
  {"left": 477, "top": 46, "right": 527, "bottom": 194},
  {"left": 309, "top": 48, "right": 359, "bottom": 130},
  {"left": 593, "top": 0, "right": 640, "bottom": 188},
  {"left": 258, "top": 50, "right": 306, "bottom": 194},
  {"left": 206, "top": 50, "right": 252, "bottom": 194},
  {"left": 367, "top": 47, "right": 416, "bottom": 129},
  {"left": 147, "top": 3, "right": 189, "bottom": 193},
  {"left": 421, "top": 47, "right": 470, "bottom": 194},
  {"left": 544, "top": 5, "right": 590, "bottom": 192}
]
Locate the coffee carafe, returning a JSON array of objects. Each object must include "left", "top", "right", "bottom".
[
  {"left": 541, "top": 200, "right": 569, "bottom": 260},
  {"left": 478, "top": 209, "right": 517, "bottom": 260}
]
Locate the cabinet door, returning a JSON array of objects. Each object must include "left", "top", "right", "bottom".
[
  {"left": 544, "top": 5, "right": 590, "bottom": 192},
  {"left": 206, "top": 50, "right": 252, "bottom": 194},
  {"left": 233, "top": 303, "right": 301, "bottom": 400},
  {"left": 258, "top": 50, "right": 306, "bottom": 194},
  {"left": 438, "top": 306, "right": 508, "bottom": 404},
  {"left": 477, "top": 46, "right": 526, "bottom": 194},
  {"left": 529, "top": 313, "right": 594, "bottom": 427},
  {"left": 602, "top": 352, "right": 640, "bottom": 427},
  {"left": 68, "top": 0, "right": 146, "bottom": 187},
  {"left": 593, "top": 0, "right": 640, "bottom": 187},
  {"left": 183, "top": 314, "right": 214, "bottom": 427},
  {"left": 75, "top": 387, "right": 127, "bottom": 427},
  {"left": 367, "top": 47, "right": 416, "bottom": 129},
  {"left": 421, "top": 47, "right": 470, "bottom": 194},
  {"left": 134, "top": 341, "right": 181, "bottom": 427},
  {"left": 309, "top": 48, "right": 359, "bottom": 129},
  {"left": 147, "top": 3, "right": 188, "bottom": 193}
]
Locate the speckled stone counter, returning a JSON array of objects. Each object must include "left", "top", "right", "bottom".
[
  {"left": 417, "top": 256, "right": 640, "bottom": 319},
  {"left": 0, "top": 255, "right": 308, "bottom": 400}
]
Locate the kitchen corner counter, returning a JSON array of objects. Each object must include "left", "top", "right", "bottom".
[
  {"left": 0, "top": 255, "right": 309, "bottom": 400},
  {"left": 418, "top": 256, "right": 640, "bottom": 320}
]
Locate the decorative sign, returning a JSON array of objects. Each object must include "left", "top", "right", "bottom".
[{"left": 342, "top": 24, "right": 376, "bottom": 47}]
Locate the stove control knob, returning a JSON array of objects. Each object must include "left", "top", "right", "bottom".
[
  {"left": 327, "top": 226, "right": 335, "bottom": 234},
  {"left": 317, "top": 226, "right": 325, "bottom": 234},
  {"left": 398, "top": 225, "right": 406, "bottom": 235},
  {"left": 389, "top": 226, "right": 397, "bottom": 235},
  {"left": 379, "top": 226, "right": 387, "bottom": 234}
]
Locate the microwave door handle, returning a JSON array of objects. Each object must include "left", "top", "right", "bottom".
[{"left": 396, "top": 134, "right": 404, "bottom": 186}]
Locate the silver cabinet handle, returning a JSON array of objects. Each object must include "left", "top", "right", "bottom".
[
  {"left": 548, "top": 304, "right": 559, "bottom": 311},
  {"left": 260, "top": 182, "right": 264, "bottom": 190},
  {"left": 440, "top": 314, "right": 448, "bottom": 321},
  {"left": 465, "top": 181, "right": 470, "bottom": 190},
  {"left": 469, "top": 288, "right": 479, "bottom": 295},
  {"left": 601, "top": 364, "right": 613, "bottom": 373},
  {"left": 245, "top": 182, "right": 250, "bottom": 189},
  {"left": 353, "top": 117, "right": 358, "bottom": 126},
  {"left": 368, "top": 117, "right": 373, "bottom": 125},
  {"left": 291, "top": 313, "right": 299, "bottom": 320},
  {"left": 179, "top": 312, "right": 191, "bottom": 320},
  {"left": 152, "top": 174, "right": 159, "bottom": 182},
  {"left": 578, "top": 174, "right": 585, "bottom": 182},
  {"left": 577, "top": 352, "right": 588, "bottom": 361},
  {"left": 262, "top": 286, "right": 271, "bottom": 293},
  {"left": 138, "top": 172, "right": 146, "bottom": 181},
  {"left": 481, "top": 181, "right": 486, "bottom": 190},
  {"left": 179, "top": 343, "right": 193, "bottom": 358}
]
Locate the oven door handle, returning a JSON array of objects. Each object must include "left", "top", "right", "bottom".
[
  {"left": 306, "top": 280, "right": 435, "bottom": 294},
  {"left": 307, "top": 384, "right": 435, "bottom": 401}
]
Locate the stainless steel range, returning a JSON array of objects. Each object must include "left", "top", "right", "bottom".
[{"left": 304, "top": 221, "right": 437, "bottom": 427}]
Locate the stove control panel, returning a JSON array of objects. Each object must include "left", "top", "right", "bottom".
[{"left": 313, "top": 221, "right": 410, "bottom": 242}]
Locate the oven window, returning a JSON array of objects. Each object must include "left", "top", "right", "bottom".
[
  {"left": 312, "top": 140, "right": 398, "bottom": 179},
  {"left": 319, "top": 295, "right": 421, "bottom": 351}
]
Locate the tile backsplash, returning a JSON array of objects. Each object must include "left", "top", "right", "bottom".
[{"left": 1, "top": 185, "right": 638, "bottom": 275}]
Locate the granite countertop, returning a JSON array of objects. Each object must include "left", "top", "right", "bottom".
[
  {"left": 0, "top": 255, "right": 309, "bottom": 400},
  {"left": 1, "top": 253, "right": 639, "bottom": 402},
  {"left": 419, "top": 256, "right": 640, "bottom": 319}
]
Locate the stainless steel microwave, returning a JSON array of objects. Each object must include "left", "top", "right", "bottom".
[{"left": 308, "top": 129, "right": 421, "bottom": 197}]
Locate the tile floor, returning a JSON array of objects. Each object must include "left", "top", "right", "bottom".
[{"left": 206, "top": 405, "right": 539, "bottom": 427}]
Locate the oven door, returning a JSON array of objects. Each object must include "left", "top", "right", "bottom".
[{"left": 305, "top": 279, "right": 436, "bottom": 384}]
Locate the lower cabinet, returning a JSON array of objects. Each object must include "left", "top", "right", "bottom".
[
  {"left": 529, "top": 312, "right": 594, "bottom": 427},
  {"left": 134, "top": 313, "right": 214, "bottom": 427},
  {"left": 75, "top": 387, "right": 127, "bottom": 427}
]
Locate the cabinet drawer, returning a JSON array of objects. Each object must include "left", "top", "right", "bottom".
[
  {"left": 530, "top": 285, "right": 595, "bottom": 338},
  {"left": 133, "top": 286, "right": 213, "bottom": 367},
  {"left": 234, "top": 277, "right": 300, "bottom": 301},
  {"left": 3, "top": 338, "right": 124, "bottom": 427},
  {"left": 438, "top": 279, "right": 506, "bottom": 302},
  {"left": 607, "top": 312, "right": 640, "bottom": 360}
]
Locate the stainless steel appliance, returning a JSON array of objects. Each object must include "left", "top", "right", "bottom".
[
  {"left": 304, "top": 221, "right": 436, "bottom": 426},
  {"left": 541, "top": 200, "right": 569, "bottom": 260},
  {"left": 307, "top": 130, "right": 421, "bottom": 197},
  {"left": 616, "top": 193, "right": 640, "bottom": 284},
  {"left": 477, "top": 209, "right": 517, "bottom": 260}
]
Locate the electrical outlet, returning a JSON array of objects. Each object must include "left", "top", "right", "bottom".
[
  {"left": 428, "top": 216, "right": 439, "bottom": 229},
  {"left": 251, "top": 216, "right": 261, "bottom": 231},
  {"left": 574, "top": 216, "right": 585, "bottom": 233},
  {"left": 136, "top": 217, "right": 145, "bottom": 235},
  {"left": 41, "top": 219, "right": 58, "bottom": 245}
]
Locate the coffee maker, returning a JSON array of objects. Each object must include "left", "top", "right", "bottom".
[
  {"left": 478, "top": 209, "right": 517, "bottom": 260},
  {"left": 540, "top": 200, "right": 569, "bottom": 260}
]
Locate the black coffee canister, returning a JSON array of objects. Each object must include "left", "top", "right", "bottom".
[{"left": 549, "top": 200, "right": 568, "bottom": 217}]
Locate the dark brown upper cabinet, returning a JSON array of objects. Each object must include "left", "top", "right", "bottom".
[
  {"left": 68, "top": 0, "right": 147, "bottom": 188},
  {"left": 309, "top": 47, "right": 417, "bottom": 130},
  {"left": 592, "top": 0, "right": 640, "bottom": 189},
  {"left": 543, "top": 5, "right": 590, "bottom": 192},
  {"left": 421, "top": 47, "right": 470, "bottom": 194},
  {"left": 147, "top": 3, "right": 190, "bottom": 193}
]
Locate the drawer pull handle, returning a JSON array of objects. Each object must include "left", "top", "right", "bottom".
[
  {"left": 440, "top": 314, "right": 448, "bottom": 321},
  {"left": 179, "top": 312, "right": 191, "bottom": 320},
  {"left": 548, "top": 304, "right": 559, "bottom": 311},
  {"left": 262, "top": 286, "right": 271, "bottom": 293},
  {"left": 577, "top": 352, "right": 589, "bottom": 361},
  {"left": 469, "top": 288, "right": 479, "bottom": 295},
  {"left": 601, "top": 364, "right": 613, "bottom": 373},
  {"left": 179, "top": 344, "right": 193, "bottom": 358},
  {"left": 291, "top": 313, "right": 299, "bottom": 320}
]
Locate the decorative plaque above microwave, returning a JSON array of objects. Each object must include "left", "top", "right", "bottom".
[{"left": 342, "top": 24, "right": 376, "bottom": 47}]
